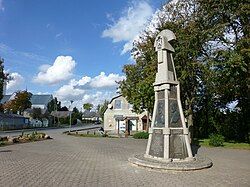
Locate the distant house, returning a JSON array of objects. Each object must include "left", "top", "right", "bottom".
[
  {"left": 30, "top": 95, "right": 53, "bottom": 109},
  {"left": 51, "top": 111, "right": 71, "bottom": 118},
  {"left": 0, "top": 112, "right": 29, "bottom": 130},
  {"left": 82, "top": 110, "right": 100, "bottom": 122},
  {"left": 104, "top": 95, "right": 149, "bottom": 135},
  {"left": 0, "top": 94, "right": 53, "bottom": 128},
  {"left": 23, "top": 108, "right": 49, "bottom": 127},
  {"left": 1, "top": 94, "right": 53, "bottom": 110}
]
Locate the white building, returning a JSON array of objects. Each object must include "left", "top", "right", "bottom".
[{"left": 104, "top": 95, "right": 149, "bottom": 135}]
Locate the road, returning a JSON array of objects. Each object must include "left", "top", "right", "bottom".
[
  {"left": 0, "top": 128, "right": 249, "bottom": 186},
  {"left": 0, "top": 124, "right": 102, "bottom": 137}
]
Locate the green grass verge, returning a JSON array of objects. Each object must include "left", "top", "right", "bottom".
[
  {"left": 67, "top": 132, "right": 107, "bottom": 138},
  {"left": 197, "top": 139, "right": 250, "bottom": 150},
  {"left": 133, "top": 132, "right": 149, "bottom": 139}
]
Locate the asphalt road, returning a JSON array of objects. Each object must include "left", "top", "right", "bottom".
[{"left": 0, "top": 124, "right": 102, "bottom": 137}]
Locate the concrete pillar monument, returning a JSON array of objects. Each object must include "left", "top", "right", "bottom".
[
  {"left": 129, "top": 29, "right": 212, "bottom": 170},
  {"left": 144, "top": 29, "right": 193, "bottom": 162}
]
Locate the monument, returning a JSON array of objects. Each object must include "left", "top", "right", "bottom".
[{"left": 129, "top": 29, "right": 212, "bottom": 170}]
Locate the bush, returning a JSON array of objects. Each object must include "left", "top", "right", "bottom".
[
  {"left": 133, "top": 132, "right": 149, "bottom": 139},
  {"left": 209, "top": 134, "right": 225, "bottom": 147}
]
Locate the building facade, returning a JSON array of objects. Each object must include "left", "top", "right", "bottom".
[
  {"left": 0, "top": 113, "right": 29, "bottom": 130},
  {"left": 104, "top": 95, "right": 149, "bottom": 135}
]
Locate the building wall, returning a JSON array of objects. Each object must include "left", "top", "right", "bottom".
[
  {"left": 104, "top": 95, "right": 146, "bottom": 134},
  {"left": 3, "top": 80, "right": 6, "bottom": 95},
  {"left": 0, "top": 117, "right": 29, "bottom": 130},
  {"left": 31, "top": 104, "right": 46, "bottom": 109}
]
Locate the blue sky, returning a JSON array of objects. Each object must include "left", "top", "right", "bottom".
[{"left": 0, "top": 0, "right": 166, "bottom": 109}]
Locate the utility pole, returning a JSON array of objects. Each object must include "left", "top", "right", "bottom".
[{"left": 69, "top": 100, "right": 74, "bottom": 132}]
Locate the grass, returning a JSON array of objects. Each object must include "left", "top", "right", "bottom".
[
  {"left": 66, "top": 132, "right": 120, "bottom": 138},
  {"left": 133, "top": 131, "right": 149, "bottom": 139},
  {"left": 196, "top": 139, "right": 250, "bottom": 150},
  {"left": 67, "top": 132, "right": 106, "bottom": 138}
]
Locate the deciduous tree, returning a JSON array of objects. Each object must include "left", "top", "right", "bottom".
[
  {"left": 83, "top": 103, "right": 93, "bottom": 111},
  {"left": 4, "top": 91, "right": 32, "bottom": 114}
]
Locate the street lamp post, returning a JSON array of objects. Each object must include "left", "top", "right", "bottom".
[{"left": 69, "top": 100, "right": 74, "bottom": 132}]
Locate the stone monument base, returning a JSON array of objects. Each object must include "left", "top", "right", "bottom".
[{"left": 129, "top": 154, "right": 212, "bottom": 171}]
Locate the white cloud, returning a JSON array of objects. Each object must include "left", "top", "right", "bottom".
[
  {"left": 81, "top": 91, "right": 115, "bottom": 108},
  {"left": 38, "top": 64, "right": 51, "bottom": 72},
  {"left": 70, "top": 76, "right": 91, "bottom": 86},
  {"left": 55, "top": 84, "right": 86, "bottom": 101},
  {"left": 54, "top": 72, "right": 124, "bottom": 110},
  {"left": 0, "top": 0, "right": 5, "bottom": 12},
  {"left": 55, "top": 33, "right": 63, "bottom": 38},
  {"left": 0, "top": 43, "right": 49, "bottom": 64},
  {"left": 6, "top": 72, "right": 24, "bottom": 93},
  {"left": 102, "top": 1, "right": 153, "bottom": 54},
  {"left": 34, "top": 56, "right": 76, "bottom": 85},
  {"left": 54, "top": 76, "right": 91, "bottom": 101},
  {"left": 90, "top": 72, "right": 125, "bottom": 88},
  {"left": 36, "top": 92, "right": 50, "bottom": 95}
]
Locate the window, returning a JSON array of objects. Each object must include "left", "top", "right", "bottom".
[{"left": 114, "top": 100, "right": 122, "bottom": 109}]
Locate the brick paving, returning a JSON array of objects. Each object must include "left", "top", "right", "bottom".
[{"left": 0, "top": 129, "right": 249, "bottom": 187}]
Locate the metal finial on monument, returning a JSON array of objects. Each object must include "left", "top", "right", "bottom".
[{"left": 129, "top": 29, "right": 212, "bottom": 171}]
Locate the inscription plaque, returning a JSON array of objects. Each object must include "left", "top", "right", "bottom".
[
  {"left": 169, "top": 85, "right": 177, "bottom": 99},
  {"left": 169, "top": 100, "right": 182, "bottom": 127},
  {"left": 149, "top": 129, "right": 164, "bottom": 158},
  {"left": 169, "top": 134, "right": 188, "bottom": 159},
  {"left": 154, "top": 99, "right": 165, "bottom": 127},
  {"left": 158, "top": 90, "right": 165, "bottom": 99}
]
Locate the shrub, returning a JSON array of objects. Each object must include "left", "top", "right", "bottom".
[
  {"left": 209, "top": 134, "right": 225, "bottom": 147},
  {"left": 133, "top": 132, "right": 149, "bottom": 139}
]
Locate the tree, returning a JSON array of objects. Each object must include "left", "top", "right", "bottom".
[
  {"left": 97, "top": 100, "right": 109, "bottom": 120},
  {"left": 195, "top": 0, "right": 250, "bottom": 141},
  {"left": 83, "top": 103, "right": 93, "bottom": 111},
  {"left": 120, "top": 0, "right": 249, "bottom": 142},
  {"left": 4, "top": 91, "right": 32, "bottom": 114},
  {"left": 120, "top": 0, "right": 208, "bottom": 135},
  {"left": 59, "top": 106, "right": 68, "bottom": 111},
  {"left": 71, "top": 107, "right": 82, "bottom": 124},
  {"left": 47, "top": 97, "right": 61, "bottom": 113},
  {"left": 31, "top": 108, "right": 43, "bottom": 120}
]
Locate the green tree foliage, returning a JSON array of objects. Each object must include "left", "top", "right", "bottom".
[
  {"left": 59, "top": 106, "right": 68, "bottom": 111},
  {"left": 31, "top": 108, "right": 46, "bottom": 120},
  {"left": 71, "top": 107, "right": 82, "bottom": 124},
  {"left": 97, "top": 100, "right": 109, "bottom": 120},
  {"left": 60, "top": 107, "right": 82, "bottom": 125},
  {"left": 4, "top": 91, "right": 32, "bottom": 114},
  {"left": 195, "top": 0, "right": 250, "bottom": 141},
  {"left": 120, "top": 0, "right": 249, "bottom": 142},
  {"left": 47, "top": 97, "right": 61, "bottom": 113},
  {"left": 83, "top": 103, "right": 93, "bottom": 111}
]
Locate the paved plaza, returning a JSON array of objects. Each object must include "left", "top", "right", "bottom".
[{"left": 0, "top": 129, "right": 249, "bottom": 187}]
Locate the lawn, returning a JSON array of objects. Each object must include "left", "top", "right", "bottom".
[{"left": 197, "top": 139, "right": 250, "bottom": 150}]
